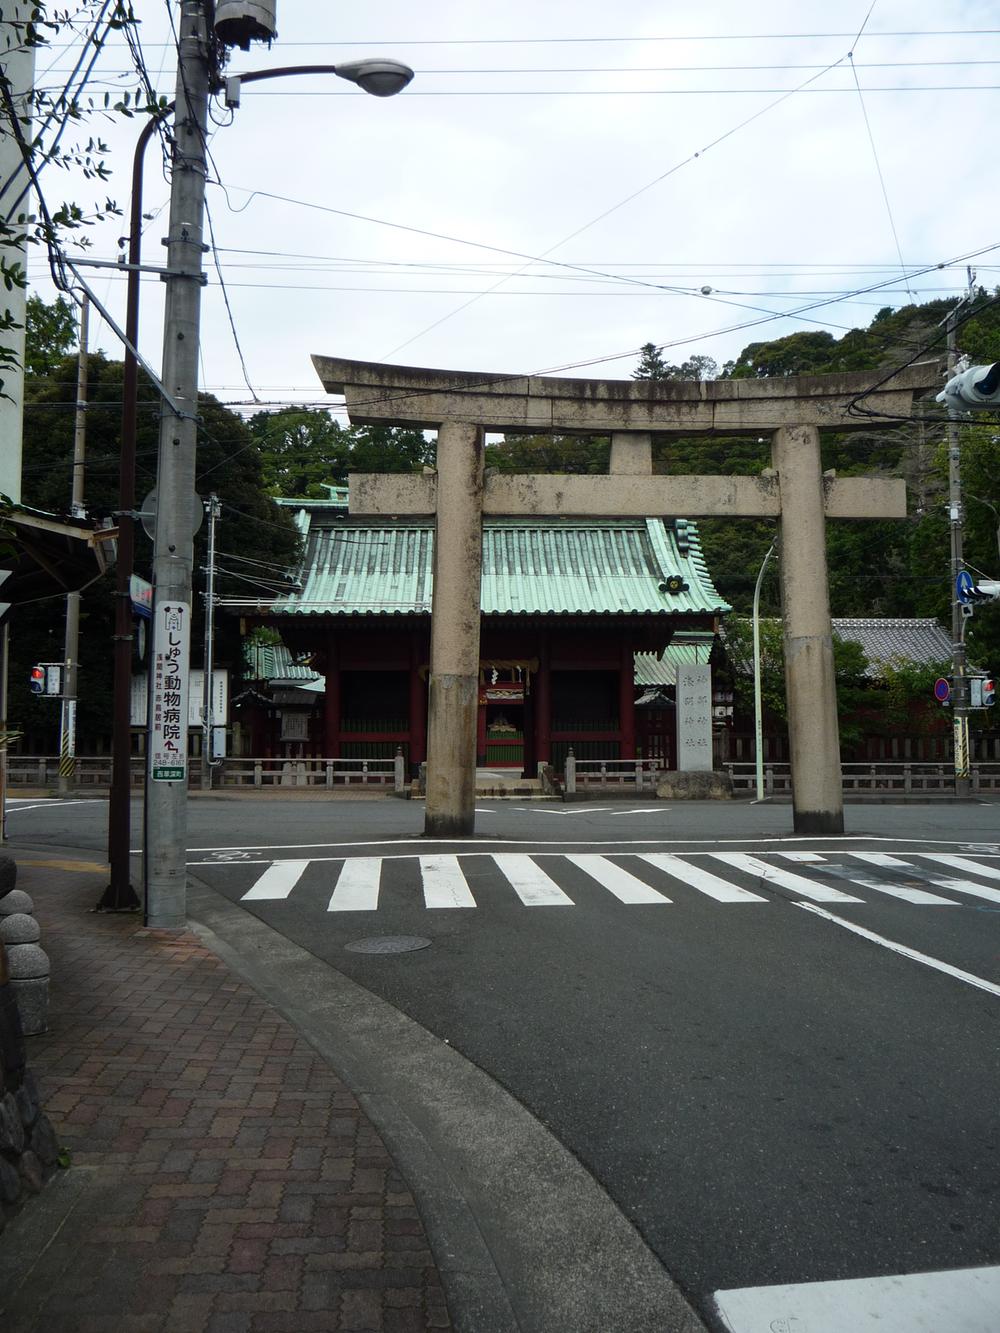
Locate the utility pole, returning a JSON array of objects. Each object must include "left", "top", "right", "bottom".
[
  {"left": 58, "top": 296, "right": 88, "bottom": 796},
  {"left": 201, "top": 492, "right": 220, "bottom": 790},
  {"left": 143, "top": 0, "right": 212, "bottom": 928},
  {"left": 947, "top": 275, "right": 975, "bottom": 799}
]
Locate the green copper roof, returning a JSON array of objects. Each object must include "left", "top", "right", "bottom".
[
  {"left": 244, "top": 642, "right": 321, "bottom": 682},
  {"left": 244, "top": 510, "right": 729, "bottom": 619},
  {"left": 634, "top": 634, "right": 716, "bottom": 686}
]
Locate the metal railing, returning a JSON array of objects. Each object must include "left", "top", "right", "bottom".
[
  {"left": 6, "top": 752, "right": 409, "bottom": 793},
  {"left": 723, "top": 761, "right": 1000, "bottom": 795},
  {"left": 8, "top": 754, "right": 1000, "bottom": 796}
]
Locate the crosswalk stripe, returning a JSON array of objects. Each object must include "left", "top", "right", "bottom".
[
  {"left": 419, "top": 855, "right": 477, "bottom": 908},
  {"left": 922, "top": 853, "right": 1000, "bottom": 881},
  {"left": 928, "top": 876, "right": 1000, "bottom": 905},
  {"left": 712, "top": 852, "right": 863, "bottom": 903},
  {"left": 778, "top": 851, "right": 827, "bottom": 862},
  {"left": 328, "top": 857, "right": 382, "bottom": 911},
  {"left": 640, "top": 853, "right": 767, "bottom": 902},
  {"left": 837, "top": 853, "right": 958, "bottom": 904},
  {"left": 839, "top": 876, "right": 957, "bottom": 906},
  {"left": 565, "top": 854, "right": 671, "bottom": 904},
  {"left": 241, "top": 860, "right": 309, "bottom": 901},
  {"left": 851, "top": 851, "right": 912, "bottom": 868},
  {"left": 492, "top": 853, "right": 574, "bottom": 906}
]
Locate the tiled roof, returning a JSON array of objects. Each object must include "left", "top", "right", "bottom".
[
  {"left": 634, "top": 634, "right": 716, "bottom": 686},
  {"left": 244, "top": 642, "right": 322, "bottom": 684},
  {"left": 255, "top": 512, "right": 729, "bottom": 619},
  {"left": 830, "top": 618, "right": 952, "bottom": 677},
  {"left": 723, "top": 617, "right": 952, "bottom": 678}
]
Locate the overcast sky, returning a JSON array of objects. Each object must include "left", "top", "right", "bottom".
[{"left": 23, "top": 0, "right": 1000, "bottom": 419}]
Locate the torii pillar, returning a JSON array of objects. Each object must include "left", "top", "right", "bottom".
[{"left": 313, "top": 355, "right": 941, "bottom": 838}]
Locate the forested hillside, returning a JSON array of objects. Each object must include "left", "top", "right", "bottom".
[{"left": 487, "top": 293, "right": 1000, "bottom": 670}]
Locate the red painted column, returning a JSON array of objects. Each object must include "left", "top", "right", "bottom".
[
  {"left": 619, "top": 636, "right": 636, "bottom": 760},
  {"left": 535, "top": 633, "right": 551, "bottom": 766},
  {"left": 324, "top": 634, "right": 340, "bottom": 759},
  {"left": 409, "top": 634, "right": 426, "bottom": 770}
]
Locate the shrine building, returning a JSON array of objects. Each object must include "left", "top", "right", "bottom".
[{"left": 224, "top": 491, "right": 730, "bottom": 777}]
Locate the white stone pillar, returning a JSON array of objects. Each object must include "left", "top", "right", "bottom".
[
  {"left": 424, "top": 421, "right": 485, "bottom": 837},
  {"left": 773, "top": 424, "right": 844, "bottom": 834}
]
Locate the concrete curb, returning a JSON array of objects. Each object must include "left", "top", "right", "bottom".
[{"left": 187, "top": 879, "right": 708, "bottom": 1333}]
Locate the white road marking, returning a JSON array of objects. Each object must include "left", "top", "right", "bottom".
[
  {"left": 492, "top": 854, "right": 574, "bottom": 906},
  {"left": 419, "top": 855, "right": 477, "bottom": 908},
  {"left": 838, "top": 876, "right": 957, "bottom": 906},
  {"left": 923, "top": 853, "right": 1000, "bottom": 881},
  {"left": 640, "top": 853, "right": 767, "bottom": 902},
  {"left": 795, "top": 902, "right": 1000, "bottom": 998},
  {"left": 187, "top": 836, "right": 1000, "bottom": 856},
  {"left": 777, "top": 851, "right": 827, "bottom": 862},
  {"left": 929, "top": 877, "right": 1000, "bottom": 905},
  {"left": 6, "top": 799, "right": 95, "bottom": 812},
  {"left": 851, "top": 851, "right": 913, "bottom": 868},
  {"left": 241, "top": 860, "right": 309, "bottom": 901},
  {"left": 840, "top": 852, "right": 960, "bottom": 904},
  {"left": 712, "top": 852, "right": 863, "bottom": 903},
  {"left": 510, "top": 807, "right": 605, "bottom": 816},
  {"left": 565, "top": 854, "right": 671, "bottom": 904},
  {"left": 328, "top": 857, "right": 382, "bottom": 912},
  {"left": 713, "top": 1263, "right": 1000, "bottom": 1333}
]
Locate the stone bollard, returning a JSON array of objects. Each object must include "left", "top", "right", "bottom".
[
  {"left": 0, "top": 890, "right": 34, "bottom": 918},
  {"left": 0, "top": 916, "right": 50, "bottom": 1036}
]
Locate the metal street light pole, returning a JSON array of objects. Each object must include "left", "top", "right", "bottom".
[{"left": 98, "top": 108, "right": 169, "bottom": 913}]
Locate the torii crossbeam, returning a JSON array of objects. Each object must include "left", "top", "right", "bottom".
[{"left": 313, "top": 355, "right": 941, "bottom": 836}]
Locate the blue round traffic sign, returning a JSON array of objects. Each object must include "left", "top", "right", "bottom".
[
  {"left": 934, "top": 677, "right": 951, "bottom": 703},
  {"left": 956, "top": 570, "right": 975, "bottom": 604}
]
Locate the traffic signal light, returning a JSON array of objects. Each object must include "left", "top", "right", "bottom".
[
  {"left": 29, "top": 664, "right": 63, "bottom": 696},
  {"left": 970, "top": 677, "right": 995, "bottom": 708},
  {"left": 937, "top": 362, "right": 1000, "bottom": 410}
]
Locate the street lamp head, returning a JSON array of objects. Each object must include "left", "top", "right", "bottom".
[{"left": 334, "top": 59, "right": 414, "bottom": 98}]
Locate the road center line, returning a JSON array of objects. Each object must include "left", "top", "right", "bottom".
[{"left": 795, "top": 901, "right": 1000, "bottom": 998}]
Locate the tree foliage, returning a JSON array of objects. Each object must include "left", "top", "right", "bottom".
[
  {"left": 1, "top": 2, "right": 164, "bottom": 398},
  {"left": 632, "top": 294, "right": 1000, "bottom": 682},
  {"left": 247, "top": 409, "right": 433, "bottom": 497},
  {"left": 10, "top": 310, "right": 300, "bottom": 747}
]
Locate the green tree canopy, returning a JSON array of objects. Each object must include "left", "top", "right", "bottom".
[
  {"left": 248, "top": 409, "right": 433, "bottom": 497},
  {"left": 11, "top": 311, "right": 300, "bottom": 747}
]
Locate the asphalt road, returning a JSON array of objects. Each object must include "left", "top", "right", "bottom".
[{"left": 8, "top": 793, "right": 1000, "bottom": 1331}]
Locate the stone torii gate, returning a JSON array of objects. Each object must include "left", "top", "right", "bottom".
[{"left": 313, "top": 355, "right": 940, "bottom": 838}]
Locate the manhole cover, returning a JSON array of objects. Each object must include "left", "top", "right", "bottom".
[{"left": 344, "top": 935, "right": 432, "bottom": 955}]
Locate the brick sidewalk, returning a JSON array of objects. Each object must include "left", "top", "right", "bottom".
[{"left": 1, "top": 863, "right": 452, "bottom": 1333}]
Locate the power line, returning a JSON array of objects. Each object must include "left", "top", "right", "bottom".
[{"left": 35, "top": 29, "right": 1000, "bottom": 49}]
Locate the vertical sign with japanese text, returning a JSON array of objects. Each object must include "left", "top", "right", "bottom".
[
  {"left": 676, "top": 663, "right": 713, "bottom": 773},
  {"left": 150, "top": 601, "right": 190, "bottom": 782}
]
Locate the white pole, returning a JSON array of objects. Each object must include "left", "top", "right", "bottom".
[{"left": 753, "top": 541, "right": 776, "bottom": 802}]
